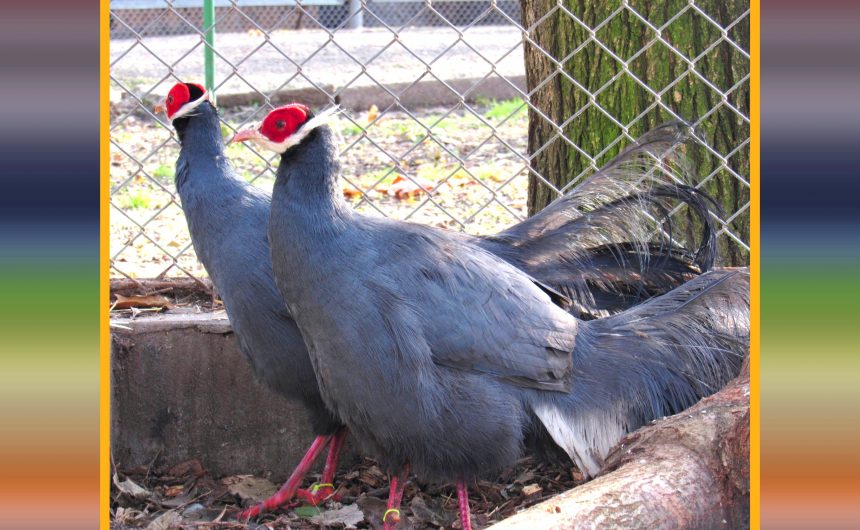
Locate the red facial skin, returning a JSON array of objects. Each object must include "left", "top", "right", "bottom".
[
  {"left": 259, "top": 104, "right": 310, "bottom": 143},
  {"left": 165, "top": 82, "right": 206, "bottom": 119}
]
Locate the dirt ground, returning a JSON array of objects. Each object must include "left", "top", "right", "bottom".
[{"left": 111, "top": 454, "right": 583, "bottom": 530}]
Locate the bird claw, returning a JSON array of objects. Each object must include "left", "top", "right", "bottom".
[
  {"left": 239, "top": 498, "right": 302, "bottom": 521},
  {"left": 295, "top": 485, "right": 340, "bottom": 506},
  {"left": 239, "top": 487, "right": 336, "bottom": 521}
]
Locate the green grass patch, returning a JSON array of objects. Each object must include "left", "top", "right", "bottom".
[
  {"left": 357, "top": 168, "right": 400, "bottom": 187},
  {"left": 480, "top": 97, "right": 526, "bottom": 122},
  {"left": 120, "top": 190, "right": 153, "bottom": 210},
  {"left": 416, "top": 164, "right": 457, "bottom": 182},
  {"left": 340, "top": 121, "right": 364, "bottom": 137},
  {"left": 473, "top": 164, "right": 509, "bottom": 183},
  {"left": 152, "top": 164, "right": 173, "bottom": 180},
  {"left": 377, "top": 120, "right": 425, "bottom": 142},
  {"left": 423, "top": 114, "right": 460, "bottom": 130}
]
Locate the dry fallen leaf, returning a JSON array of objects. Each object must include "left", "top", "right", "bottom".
[
  {"left": 449, "top": 171, "right": 477, "bottom": 187},
  {"left": 114, "top": 506, "right": 144, "bottom": 525},
  {"left": 411, "top": 495, "right": 451, "bottom": 526},
  {"left": 388, "top": 175, "right": 435, "bottom": 200},
  {"left": 375, "top": 173, "right": 402, "bottom": 195},
  {"left": 222, "top": 475, "right": 277, "bottom": 503},
  {"left": 356, "top": 495, "right": 389, "bottom": 528},
  {"left": 144, "top": 509, "right": 181, "bottom": 530},
  {"left": 343, "top": 183, "right": 364, "bottom": 199},
  {"left": 113, "top": 472, "right": 151, "bottom": 500},
  {"left": 310, "top": 504, "right": 365, "bottom": 529},
  {"left": 358, "top": 465, "right": 386, "bottom": 487},
  {"left": 163, "top": 485, "right": 184, "bottom": 498},
  {"left": 522, "top": 484, "right": 542, "bottom": 496},
  {"left": 166, "top": 459, "right": 205, "bottom": 479},
  {"left": 112, "top": 293, "right": 173, "bottom": 310},
  {"left": 367, "top": 104, "right": 379, "bottom": 124}
]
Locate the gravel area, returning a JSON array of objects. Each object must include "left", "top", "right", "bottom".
[{"left": 111, "top": 26, "right": 525, "bottom": 99}]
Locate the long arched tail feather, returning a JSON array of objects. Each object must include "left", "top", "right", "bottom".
[
  {"left": 484, "top": 122, "right": 723, "bottom": 319},
  {"left": 530, "top": 268, "right": 750, "bottom": 477}
]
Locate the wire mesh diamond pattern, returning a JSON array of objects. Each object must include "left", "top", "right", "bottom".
[{"left": 109, "top": 0, "right": 750, "bottom": 281}]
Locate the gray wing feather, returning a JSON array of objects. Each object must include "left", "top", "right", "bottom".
[{"left": 370, "top": 223, "right": 579, "bottom": 392}]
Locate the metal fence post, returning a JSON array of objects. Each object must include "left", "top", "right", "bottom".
[
  {"left": 203, "top": 0, "right": 215, "bottom": 98},
  {"left": 348, "top": 0, "right": 363, "bottom": 29}
]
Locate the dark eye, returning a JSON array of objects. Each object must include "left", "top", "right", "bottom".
[
  {"left": 167, "top": 95, "right": 174, "bottom": 104},
  {"left": 276, "top": 120, "right": 286, "bottom": 129}
]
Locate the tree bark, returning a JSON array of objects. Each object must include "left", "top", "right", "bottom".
[
  {"left": 521, "top": 0, "right": 750, "bottom": 265},
  {"left": 487, "top": 357, "right": 750, "bottom": 530}
]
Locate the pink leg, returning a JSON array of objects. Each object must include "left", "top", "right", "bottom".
[
  {"left": 382, "top": 462, "right": 411, "bottom": 530},
  {"left": 322, "top": 427, "right": 348, "bottom": 484},
  {"left": 240, "top": 435, "right": 331, "bottom": 520},
  {"left": 456, "top": 480, "right": 472, "bottom": 530},
  {"left": 295, "top": 427, "right": 349, "bottom": 505}
]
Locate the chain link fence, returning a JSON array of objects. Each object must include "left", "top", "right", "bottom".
[
  {"left": 110, "top": 0, "right": 522, "bottom": 37},
  {"left": 109, "top": 0, "right": 750, "bottom": 282}
]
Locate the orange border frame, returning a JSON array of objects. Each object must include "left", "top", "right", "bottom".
[
  {"left": 99, "top": 0, "right": 111, "bottom": 528},
  {"left": 749, "top": 0, "right": 761, "bottom": 528},
  {"left": 98, "top": 1, "right": 762, "bottom": 528}
]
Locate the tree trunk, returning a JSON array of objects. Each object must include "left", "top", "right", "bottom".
[
  {"left": 487, "top": 357, "right": 751, "bottom": 530},
  {"left": 521, "top": 0, "right": 750, "bottom": 266}
]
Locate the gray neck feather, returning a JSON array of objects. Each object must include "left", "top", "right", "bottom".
[
  {"left": 173, "top": 103, "right": 256, "bottom": 261},
  {"left": 274, "top": 126, "right": 351, "bottom": 223}
]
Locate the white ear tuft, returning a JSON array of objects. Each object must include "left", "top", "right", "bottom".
[
  {"left": 280, "top": 105, "right": 342, "bottom": 150},
  {"left": 171, "top": 91, "right": 210, "bottom": 120}
]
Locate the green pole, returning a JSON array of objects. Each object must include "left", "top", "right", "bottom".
[{"left": 203, "top": 0, "right": 215, "bottom": 100}]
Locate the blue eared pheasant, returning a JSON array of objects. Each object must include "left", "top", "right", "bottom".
[
  {"left": 233, "top": 103, "right": 749, "bottom": 530},
  {"left": 162, "top": 81, "right": 727, "bottom": 520}
]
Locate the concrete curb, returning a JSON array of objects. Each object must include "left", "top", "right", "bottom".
[
  {"left": 112, "top": 75, "right": 527, "bottom": 112},
  {"left": 110, "top": 312, "right": 357, "bottom": 480}
]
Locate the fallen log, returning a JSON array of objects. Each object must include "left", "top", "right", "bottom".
[
  {"left": 488, "top": 357, "right": 751, "bottom": 530},
  {"left": 110, "top": 277, "right": 213, "bottom": 296}
]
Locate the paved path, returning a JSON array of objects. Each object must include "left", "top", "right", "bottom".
[{"left": 111, "top": 26, "right": 526, "bottom": 100}]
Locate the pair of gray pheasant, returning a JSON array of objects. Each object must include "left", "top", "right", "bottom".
[{"left": 160, "top": 82, "right": 749, "bottom": 529}]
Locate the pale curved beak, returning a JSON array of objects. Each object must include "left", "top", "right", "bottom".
[{"left": 228, "top": 127, "right": 262, "bottom": 144}]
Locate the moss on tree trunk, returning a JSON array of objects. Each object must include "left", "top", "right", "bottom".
[{"left": 522, "top": 0, "right": 750, "bottom": 265}]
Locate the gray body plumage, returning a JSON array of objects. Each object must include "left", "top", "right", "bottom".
[
  {"left": 172, "top": 105, "right": 338, "bottom": 433},
  {"left": 266, "top": 123, "right": 749, "bottom": 481}
]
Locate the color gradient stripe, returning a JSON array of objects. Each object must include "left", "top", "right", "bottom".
[
  {"left": 0, "top": 0, "right": 100, "bottom": 527},
  {"left": 19, "top": 0, "right": 860, "bottom": 527}
]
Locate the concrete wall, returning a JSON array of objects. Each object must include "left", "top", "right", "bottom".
[{"left": 111, "top": 312, "right": 353, "bottom": 480}]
